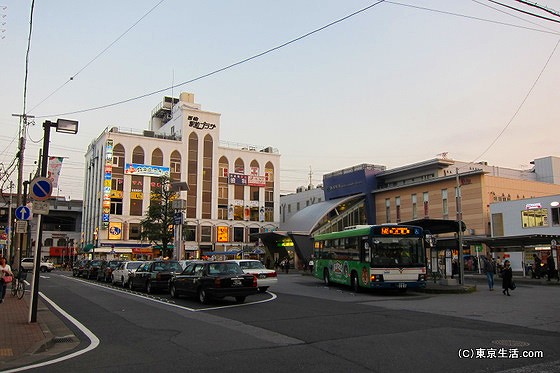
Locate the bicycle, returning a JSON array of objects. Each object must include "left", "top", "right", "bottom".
[{"left": 10, "top": 270, "right": 27, "bottom": 300}]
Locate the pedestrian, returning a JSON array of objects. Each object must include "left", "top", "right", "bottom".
[
  {"left": 482, "top": 255, "right": 495, "bottom": 291},
  {"left": 451, "top": 259, "right": 458, "bottom": 279},
  {"left": 284, "top": 257, "right": 290, "bottom": 274},
  {"left": 532, "top": 254, "right": 542, "bottom": 279},
  {"left": 309, "top": 257, "right": 314, "bottom": 274},
  {"left": 546, "top": 253, "right": 556, "bottom": 281},
  {"left": 501, "top": 260, "right": 513, "bottom": 296},
  {"left": 1, "top": 256, "right": 14, "bottom": 304}
]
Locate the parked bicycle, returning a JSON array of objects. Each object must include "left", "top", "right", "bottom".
[{"left": 11, "top": 269, "right": 27, "bottom": 300}]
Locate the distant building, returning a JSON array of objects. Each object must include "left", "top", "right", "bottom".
[
  {"left": 83, "top": 93, "right": 280, "bottom": 260},
  {"left": 273, "top": 156, "right": 560, "bottom": 267}
]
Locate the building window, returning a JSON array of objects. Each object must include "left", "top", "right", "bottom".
[
  {"left": 110, "top": 199, "right": 123, "bottom": 215},
  {"left": 521, "top": 208, "right": 548, "bottom": 228},
  {"left": 233, "top": 227, "right": 244, "bottom": 242},
  {"left": 129, "top": 223, "right": 141, "bottom": 240},
  {"left": 411, "top": 194, "right": 417, "bottom": 220},
  {"left": 442, "top": 189, "right": 448, "bottom": 219},
  {"left": 395, "top": 196, "right": 401, "bottom": 223},
  {"left": 552, "top": 207, "right": 560, "bottom": 226},
  {"left": 385, "top": 198, "right": 391, "bottom": 223},
  {"left": 201, "top": 226, "right": 212, "bottom": 242},
  {"left": 423, "top": 192, "right": 429, "bottom": 218}
]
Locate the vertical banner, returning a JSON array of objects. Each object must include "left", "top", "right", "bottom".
[{"left": 47, "top": 156, "right": 64, "bottom": 188}]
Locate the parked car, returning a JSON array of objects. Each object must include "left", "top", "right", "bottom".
[
  {"left": 169, "top": 261, "right": 258, "bottom": 304},
  {"left": 72, "top": 259, "right": 90, "bottom": 277},
  {"left": 128, "top": 260, "right": 182, "bottom": 293},
  {"left": 228, "top": 259, "right": 277, "bottom": 293},
  {"left": 111, "top": 260, "right": 143, "bottom": 287},
  {"left": 97, "top": 260, "right": 123, "bottom": 282},
  {"left": 83, "top": 259, "right": 106, "bottom": 279},
  {"left": 20, "top": 257, "right": 54, "bottom": 272}
]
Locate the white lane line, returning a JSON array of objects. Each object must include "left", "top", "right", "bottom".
[
  {"left": 3, "top": 292, "right": 100, "bottom": 373},
  {"left": 63, "top": 273, "right": 276, "bottom": 312}
]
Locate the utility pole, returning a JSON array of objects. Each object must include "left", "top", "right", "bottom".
[
  {"left": 456, "top": 168, "right": 464, "bottom": 286},
  {"left": 12, "top": 113, "right": 34, "bottom": 269}
]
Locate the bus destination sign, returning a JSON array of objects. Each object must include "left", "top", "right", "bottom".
[{"left": 380, "top": 226, "right": 411, "bottom": 236}]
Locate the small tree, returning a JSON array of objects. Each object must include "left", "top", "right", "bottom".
[{"left": 140, "top": 176, "right": 177, "bottom": 258}]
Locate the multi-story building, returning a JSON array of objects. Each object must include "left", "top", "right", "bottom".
[
  {"left": 274, "top": 156, "right": 560, "bottom": 268},
  {"left": 82, "top": 92, "right": 280, "bottom": 260}
]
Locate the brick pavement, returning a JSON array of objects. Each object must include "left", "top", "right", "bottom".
[{"left": 0, "top": 289, "right": 49, "bottom": 369}]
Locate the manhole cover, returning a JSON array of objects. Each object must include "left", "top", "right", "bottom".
[{"left": 491, "top": 339, "right": 530, "bottom": 347}]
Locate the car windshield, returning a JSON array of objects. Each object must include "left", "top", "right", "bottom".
[
  {"left": 208, "top": 262, "right": 244, "bottom": 275},
  {"left": 127, "top": 262, "right": 142, "bottom": 270},
  {"left": 153, "top": 262, "right": 182, "bottom": 272},
  {"left": 239, "top": 261, "right": 265, "bottom": 270}
]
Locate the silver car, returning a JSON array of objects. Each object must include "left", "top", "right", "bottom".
[{"left": 111, "top": 261, "right": 143, "bottom": 287}]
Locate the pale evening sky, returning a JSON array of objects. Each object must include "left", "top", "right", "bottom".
[{"left": 1, "top": 0, "right": 559, "bottom": 200}]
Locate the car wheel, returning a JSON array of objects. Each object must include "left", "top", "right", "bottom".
[
  {"left": 351, "top": 272, "right": 360, "bottom": 293},
  {"left": 40, "top": 266, "right": 47, "bottom": 273},
  {"left": 198, "top": 288, "right": 210, "bottom": 304},
  {"left": 323, "top": 269, "right": 331, "bottom": 286},
  {"left": 235, "top": 296, "right": 246, "bottom": 303},
  {"left": 170, "top": 284, "right": 178, "bottom": 298},
  {"left": 258, "top": 287, "right": 269, "bottom": 293}
]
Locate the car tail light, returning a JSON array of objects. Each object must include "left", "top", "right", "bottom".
[
  {"left": 252, "top": 275, "right": 258, "bottom": 287},
  {"left": 267, "top": 272, "right": 277, "bottom": 278},
  {"left": 214, "top": 278, "right": 222, "bottom": 287}
]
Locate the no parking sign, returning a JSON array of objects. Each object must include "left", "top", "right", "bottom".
[{"left": 29, "top": 176, "right": 53, "bottom": 201}]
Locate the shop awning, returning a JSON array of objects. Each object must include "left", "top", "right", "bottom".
[{"left": 83, "top": 243, "right": 95, "bottom": 252}]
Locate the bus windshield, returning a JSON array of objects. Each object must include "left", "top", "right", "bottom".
[{"left": 370, "top": 237, "right": 424, "bottom": 267}]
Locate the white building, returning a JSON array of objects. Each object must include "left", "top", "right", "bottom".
[{"left": 82, "top": 93, "right": 280, "bottom": 259}]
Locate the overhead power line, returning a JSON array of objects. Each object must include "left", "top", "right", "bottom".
[
  {"left": 27, "top": 0, "right": 167, "bottom": 114},
  {"left": 486, "top": 0, "right": 560, "bottom": 23},
  {"left": 34, "top": 1, "right": 387, "bottom": 119}
]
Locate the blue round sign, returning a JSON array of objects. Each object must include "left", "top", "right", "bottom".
[
  {"left": 30, "top": 176, "right": 53, "bottom": 201},
  {"left": 15, "top": 205, "right": 32, "bottom": 220}
]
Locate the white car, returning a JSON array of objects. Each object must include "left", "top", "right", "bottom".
[
  {"left": 228, "top": 259, "right": 278, "bottom": 293},
  {"left": 20, "top": 258, "right": 54, "bottom": 272},
  {"left": 111, "top": 261, "right": 143, "bottom": 287}
]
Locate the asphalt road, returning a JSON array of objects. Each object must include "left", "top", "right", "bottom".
[{"left": 23, "top": 272, "right": 560, "bottom": 373}]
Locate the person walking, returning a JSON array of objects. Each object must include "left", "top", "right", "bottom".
[
  {"left": 501, "top": 260, "right": 513, "bottom": 296},
  {"left": 0, "top": 256, "right": 14, "bottom": 304},
  {"left": 482, "top": 255, "right": 495, "bottom": 291},
  {"left": 547, "top": 253, "right": 556, "bottom": 281}
]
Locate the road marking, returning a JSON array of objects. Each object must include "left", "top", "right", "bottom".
[
  {"left": 3, "top": 292, "right": 100, "bottom": 373},
  {"left": 64, "top": 273, "right": 275, "bottom": 311}
]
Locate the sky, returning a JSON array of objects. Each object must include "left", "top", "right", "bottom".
[{"left": 1, "top": 0, "right": 560, "bottom": 200}]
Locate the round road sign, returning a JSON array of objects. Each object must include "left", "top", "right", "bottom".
[
  {"left": 29, "top": 176, "right": 53, "bottom": 201},
  {"left": 15, "top": 205, "right": 32, "bottom": 220}
]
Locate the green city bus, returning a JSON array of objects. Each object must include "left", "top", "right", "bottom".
[{"left": 313, "top": 224, "right": 427, "bottom": 292}]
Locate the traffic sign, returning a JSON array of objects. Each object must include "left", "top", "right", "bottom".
[
  {"left": 15, "top": 205, "right": 32, "bottom": 220},
  {"left": 15, "top": 220, "right": 27, "bottom": 234},
  {"left": 29, "top": 176, "right": 53, "bottom": 201},
  {"left": 32, "top": 200, "right": 50, "bottom": 215}
]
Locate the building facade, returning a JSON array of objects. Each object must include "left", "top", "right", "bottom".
[{"left": 82, "top": 93, "right": 280, "bottom": 260}]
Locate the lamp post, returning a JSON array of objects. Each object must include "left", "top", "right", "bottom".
[{"left": 29, "top": 119, "right": 78, "bottom": 323}]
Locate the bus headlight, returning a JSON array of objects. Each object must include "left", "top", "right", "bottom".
[{"left": 370, "top": 274, "right": 384, "bottom": 282}]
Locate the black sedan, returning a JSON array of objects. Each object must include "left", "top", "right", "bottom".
[
  {"left": 83, "top": 259, "right": 107, "bottom": 279},
  {"left": 169, "top": 261, "right": 258, "bottom": 304},
  {"left": 128, "top": 260, "right": 183, "bottom": 294}
]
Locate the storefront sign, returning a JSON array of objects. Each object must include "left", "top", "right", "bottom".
[{"left": 125, "top": 163, "right": 170, "bottom": 177}]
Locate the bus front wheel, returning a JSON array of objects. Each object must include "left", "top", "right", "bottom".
[{"left": 323, "top": 269, "right": 331, "bottom": 286}]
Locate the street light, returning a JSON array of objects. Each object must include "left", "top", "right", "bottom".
[{"left": 29, "top": 119, "right": 78, "bottom": 323}]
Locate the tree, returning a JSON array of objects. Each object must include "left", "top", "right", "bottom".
[{"left": 140, "top": 176, "right": 177, "bottom": 258}]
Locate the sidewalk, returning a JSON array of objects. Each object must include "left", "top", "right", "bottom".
[{"left": 0, "top": 288, "right": 77, "bottom": 372}]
